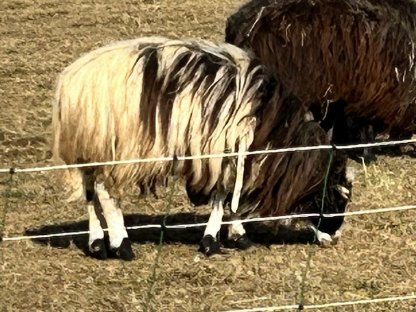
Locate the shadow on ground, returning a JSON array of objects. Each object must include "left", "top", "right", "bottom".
[
  {"left": 348, "top": 143, "right": 415, "bottom": 164},
  {"left": 24, "top": 213, "right": 316, "bottom": 256}
]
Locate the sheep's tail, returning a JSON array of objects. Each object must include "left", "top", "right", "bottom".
[{"left": 52, "top": 73, "right": 62, "bottom": 165}]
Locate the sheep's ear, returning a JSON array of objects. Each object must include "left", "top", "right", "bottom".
[{"left": 262, "top": 76, "right": 277, "bottom": 103}]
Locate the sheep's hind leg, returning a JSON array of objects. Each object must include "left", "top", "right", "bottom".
[
  {"left": 199, "top": 193, "right": 226, "bottom": 256},
  {"left": 95, "top": 183, "right": 134, "bottom": 261},
  {"left": 80, "top": 171, "right": 107, "bottom": 259},
  {"left": 87, "top": 202, "right": 107, "bottom": 259}
]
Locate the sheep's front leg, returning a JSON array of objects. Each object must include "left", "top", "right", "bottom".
[
  {"left": 225, "top": 135, "right": 253, "bottom": 250},
  {"left": 95, "top": 183, "right": 134, "bottom": 261},
  {"left": 199, "top": 193, "right": 226, "bottom": 256},
  {"left": 225, "top": 219, "right": 253, "bottom": 250}
]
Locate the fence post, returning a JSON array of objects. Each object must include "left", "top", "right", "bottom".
[
  {"left": 142, "top": 155, "right": 178, "bottom": 311},
  {"left": 297, "top": 148, "right": 335, "bottom": 310}
]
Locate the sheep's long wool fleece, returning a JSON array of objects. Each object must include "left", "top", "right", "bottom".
[
  {"left": 226, "top": 0, "right": 416, "bottom": 134},
  {"left": 53, "top": 36, "right": 337, "bottom": 217}
]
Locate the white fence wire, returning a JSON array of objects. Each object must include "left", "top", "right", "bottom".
[
  {"left": 0, "top": 139, "right": 415, "bottom": 174},
  {"left": 223, "top": 293, "right": 416, "bottom": 311},
  {"left": 1, "top": 138, "right": 415, "bottom": 311},
  {"left": 1, "top": 138, "right": 415, "bottom": 242},
  {"left": 2, "top": 204, "right": 416, "bottom": 242}
]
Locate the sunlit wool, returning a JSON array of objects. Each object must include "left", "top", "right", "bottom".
[
  {"left": 52, "top": 37, "right": 348, "bottom": 256},
  {"left": 53, "top": 37, "right": 271, "bottom": 200}
]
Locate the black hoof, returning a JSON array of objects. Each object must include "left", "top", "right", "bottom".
[
  {"left": 235, "top": 234, "right": 254, "bottom": 250},
  {"left": 110, "top": 238, "right": 135, "bottom": 261},
  {"left": 88, "top": 239, "right": 107, "bottom": 260},
  {"left": 223, "top": 234, "right": 254, "bottom": 250},
  {"left": 199, "top": 235, "right": 221, "bottom": 256}
]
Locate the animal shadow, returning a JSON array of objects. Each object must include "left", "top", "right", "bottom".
[{"left": 24, "top": 213, "right": 316, "bottom": 257}]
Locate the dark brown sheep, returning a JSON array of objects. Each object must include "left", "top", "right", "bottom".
[{"left": 226, "top": 0, "right": 416, "bottom": 160}]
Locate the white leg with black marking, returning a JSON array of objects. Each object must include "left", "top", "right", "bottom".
[
  {"left": 228, "top": 220, "right": 246, "bottom": 240},
  {"left": 95, "top": 183, "right": 134, "bottom": 260},
  {"left": 88, "top": 203, "right": 104, "bottom": 246},
  {"left": 200, "top": 193, "right": 226, "bottom": 256},
  {"left": 87, "top": 203, "right": 107, "bottom": 259},
  {"left": 203, "top": 194, "right": 225, "bottom": 239},
  {"left": 224, "top": 219, "right": 253, "bottom": 250}
]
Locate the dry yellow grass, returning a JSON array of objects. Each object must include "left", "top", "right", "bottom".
[{"left": 0, "top": 0, "right": 415, "bottom": 311}]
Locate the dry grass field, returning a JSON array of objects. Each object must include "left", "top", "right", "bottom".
[{"left": 0, "top": 0, "right": 415, "bottom": 311}]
